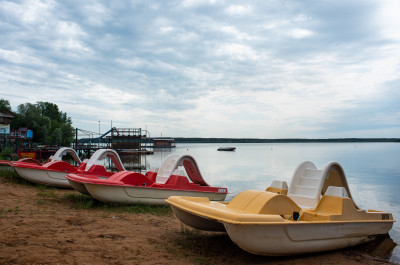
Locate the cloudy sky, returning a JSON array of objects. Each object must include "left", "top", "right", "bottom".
[{"left": 1, "top": 0, "right": 399, "bottom": 138}]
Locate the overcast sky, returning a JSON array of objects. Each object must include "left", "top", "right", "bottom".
[{"left": 1, "top": 0, "right": 399, "bottom": 138}]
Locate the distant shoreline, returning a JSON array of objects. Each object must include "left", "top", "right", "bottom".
[
  {"left": 78, "top": 137, "right": 400, "bottom": 144},
  {"left": 172, "top": 138, "right": 400, "bottom": 143}
]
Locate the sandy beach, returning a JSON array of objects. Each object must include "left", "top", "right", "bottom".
[{"left": 0, "top": 171, "right": 397, "bottom": 265}]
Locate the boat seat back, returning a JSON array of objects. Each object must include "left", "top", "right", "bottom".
[
  {"left": 50, "top": 147, "right": 82, "bottom": 164},
  {"left": 156, "top": 154, "right": 181, "bottom": 183},
  {"left": 288, "top": 161, "right": 355, "bottom": 209},
  {"left": 46, "top": 161, "right": 77, "bottom": 173},
  {"left": 302, "top": 193, "right": 361, "bottom": 221},
  {"left": 312, "top": 195, "right": 345, "bottom": 216},
  {"left": 165, "top": 175, "right": 191, "bottom": 188},
  {"left": 266, "top": 180, "right": 288, "bottom": 195},
  {"left": 288, "top": 161, "right": 325, "bottom": 208},
  {"left": 324, "top": 186, "right": 349, "bottom": 198},
  {"left": 156, "top": 154, "right": 209, "bottom": 186},
  {"left": 228, "top": 190, "right": 301, "bottom": 215},
  {"left": 84, "top": 149, "right": 126, "bottom": 172},
  {"left": 85, "top": 164, "right": 109, "bottom": 175},
  {"left": 111, "top": 171, "right": 154, "bottom": 186},
  {"left": 146, "top": 172, "right": 157, "bottom": 182}
]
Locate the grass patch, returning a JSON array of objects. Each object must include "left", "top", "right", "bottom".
[
  {"left": 0, "top": 166, "right": 32, "bottom": 186},
  {"left": 62, "top": 193, "right": 171, "bottom": 215},
  {"left": 115, "top": 204, "right": 171, "bottom": 216},
  {"left": 63, "top": 193, "right": 99, "bottom": 210},
  {"left": 0, "top": 166, "right": 171, "bottom": 216},
  {"left": 178, "top": 223, "right": 201, "bottom": 238},
  {"left": 36, "top": 186, "right": 58, "bottom": 198},
  {"left": 0, "top": 206, "right": 21, "bottom": 217},
  {"left": 172, "top": 224, "right": 202, "bottom": 252},
  {"left": 35, "top": 187, "right": 61, "bottom": 207}
]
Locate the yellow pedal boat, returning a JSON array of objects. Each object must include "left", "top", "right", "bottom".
[{"left": 166, "top": 161, "right": 394, "bottom": 256}]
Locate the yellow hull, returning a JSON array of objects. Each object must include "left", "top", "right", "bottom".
[
  {"left": 225, "top": 221, "right": 392, "bottom": 255},
  {"left": 166, "top": 189, "right": 394, "bottom": 255}
]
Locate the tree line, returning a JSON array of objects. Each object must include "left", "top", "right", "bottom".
[{"left": 0, "top": 98, "right": 75, "bottom": 146}]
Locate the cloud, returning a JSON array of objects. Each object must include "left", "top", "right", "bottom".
[
  {"left": 225, "top": 5, "right": 253, "bottom": 16},
  {"left": 289, "top": 28, "right": 314, "bottom": 39},
  {"left": 0, "top": 0, "right": 399, "bottom": 138}
]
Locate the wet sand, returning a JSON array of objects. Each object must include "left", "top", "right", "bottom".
[{"left": 0, "top": 173, "right": 397, "bottom": 265}]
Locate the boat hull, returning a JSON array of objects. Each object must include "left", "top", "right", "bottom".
[
  {"left": 14, "top": 167, "right": 72, "bottom": 188},
  {"left": 170, "top": 204, "right": 226, "bottom": 231},
  {"left": 67, "top": 179, "right": 90, "bottom": 195},
  {"left": 225, "top": 221, "right": 393, "bottom": 256},
  {"left": 85, "top": 184, "right": 227, "bottom": 205}
]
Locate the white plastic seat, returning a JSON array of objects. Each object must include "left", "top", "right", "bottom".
[
  {"left": 270, "top": 180, "right": 288, "bottom": 190},
  {"left": 49, "top": 147, "right": 82, "bottom": 164},
  {"left": 156, "top": 154, "right": 182, "bottom": 184},
  {"left": 287, "top": 161, "right": 357, "bottom": 209},
  {"left": 84, "top": 149, "right": 126, "bottom": 172},
  {"left": 287, "top": 161, "right": 325, "bottom": 208},
  {"left": 155, "top": 154, "right": 210, "bottom": 186},
  {"left": 325, "top": 186, "right": 349, "bottom": 198}
]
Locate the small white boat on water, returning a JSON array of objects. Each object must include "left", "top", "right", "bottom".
[
  {"left": 11, "top": 148, "right": 125, "bottom": 188},
  {"left": 166, "top": 161, "right": 394, "bottom": 256},
  {"left": 217, "top": 147, "right": 236, "bottom": 151}
]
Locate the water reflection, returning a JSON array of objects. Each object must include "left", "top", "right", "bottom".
[
  {"left": 352, "top": 234, "right": 397, "bottom": 260},
  {"left": 119, "top": 154, "right": 144, "bottom": 171}
]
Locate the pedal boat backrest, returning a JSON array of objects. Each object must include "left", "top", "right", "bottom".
[
  {"left": 227, "top": 190, "right": 301, "bottom": 216},
  {"left": 266, "top": 180, "right": 288, "bottom": 195},
  {"left": 84, "top": 149, "right": 126, "bottom": 172},
  {"left": 156, "top": 154, "right": 209, "bottom": 186},
  {"left": 299, "top": 186, "right": 390, "bottom": 222},
  {"left": 287, "top": 161, "right": 355, "bottom": 209},
  {"left": 49, "top": 147, "right": 82, "bottom": 164}
]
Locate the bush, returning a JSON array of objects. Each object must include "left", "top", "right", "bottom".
[{"left": 0, "top": 147, "right": 13, "bottom": 160}]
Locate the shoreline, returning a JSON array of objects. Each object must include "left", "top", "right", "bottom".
[{"left": 0, "top": 170, "right": 397, "bottom": 264}]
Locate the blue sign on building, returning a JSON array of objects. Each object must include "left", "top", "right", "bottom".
[{"left": 27, "top": 130, "right": 33, "bottom": 139}]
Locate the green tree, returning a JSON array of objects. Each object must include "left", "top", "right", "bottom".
[
  {"left": 51, "top": 128, "right": 63, "bottom": 146},
  {"left": 37, "top": 102, "right": 63, "bottom": 122},
  {"left": 10, "top": 101, "right": 75, "bottom": 146},
  {"left": 0, "top": 99, "right": 11, "bottom": 112}
]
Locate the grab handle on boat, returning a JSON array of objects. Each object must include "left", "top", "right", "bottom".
[{"left": 293, "top": 211, "right": 300, "bottom": 221}]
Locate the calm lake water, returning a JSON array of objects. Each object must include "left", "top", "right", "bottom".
[{"left": 144, "top": 142, "right": 400, "bottom": 263}]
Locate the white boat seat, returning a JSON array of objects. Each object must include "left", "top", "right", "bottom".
[
  {"left": 270, "top": 180, "right": 288, "bottom": 190},
  {"left": 84, "top": 149, "right": 126, "bottom": 172},
  {"left": 266, "top": 180, "right": 288, "bottom": 194},
  {"left": 325, "top": 186, "right": 349, "bottom": 198},
  {"left": 288, "top": 162, "right": 325, "bottom": 208},
  {"left": 50, "top": 147, "right": 82, "bottom": 164},
  {"left": 155, "top": 154, "right": 210, "bottom": 186},
  {"left": 287, "top": 161, "right": 357, "bottom": 209}
]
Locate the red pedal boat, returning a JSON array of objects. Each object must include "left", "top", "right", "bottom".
[
  {"left": 66, "top": 154, "right": 228, "bottom": 205},
  {"left": 11, "top": 148, "right": 125, "bottom": 188}
]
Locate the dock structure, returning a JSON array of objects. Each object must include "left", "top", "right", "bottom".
[
  {"left": 74, "top": 127, "right": 152, "bottom": 152},
  {"left": 152, "top": 138, "right": 176, "bottom": 148},
  {"left": 108, "top": 128, "right": 146, "bottom": 150},
  {"left": 11, "top": 127, "right": 152, "bottom": 170}
]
